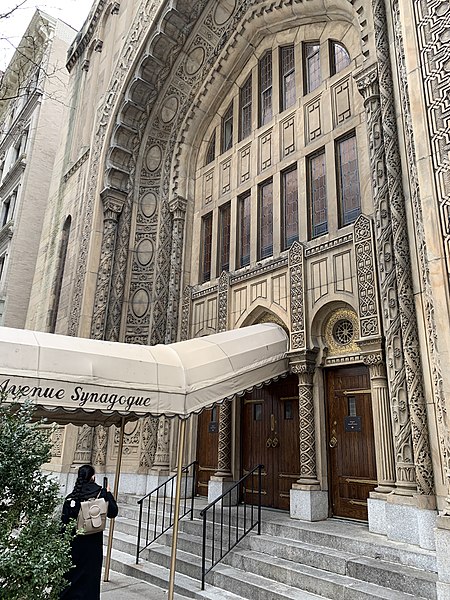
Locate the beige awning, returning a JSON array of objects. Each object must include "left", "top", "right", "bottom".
[{"left": 0, "top": 323, "right": 289, "bottom": 425}]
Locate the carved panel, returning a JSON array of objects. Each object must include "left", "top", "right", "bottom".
[
  {"left": 204, "top": 170, "right": 214, "bottom": 204},
  {"left": 281, "top": 115, "right": 295, "bottom": 157},
  {"left": 181, "top": 285, "right": 192, "bottom": 341},
  {"left": 221, "top": 159, "right": 231, "bottom": 194},
  {"left": 217, "top": 271, "right": 230, "bottom": 332},
  {"left": 272, "top": 273, "right": 288, "bottom": 310},
  {"left": 311, "top": 258, "right": 328, "bottom": 304},
  {"left": 259, "top": 130, "right": 272, "bottom": 171},
  {"left": 333, "top": 251, "right": 353, "bottom": 294},
  {"left": 239, "top": 144, "right": 251, "bottom": 183},
  {"left": 289, "top": 242, "right": 305, "bottom": 350},
  {"left": 354, "top": 215, "right": 380, "bottom": 338},
  {"left": 232, "top": 286, "right": 247, "bottom": 324},
  {"left": 206, "top": 297, "right": 217, "bottom": 330},
  {"left": 250, "top": 281, "right": 267, "bottom": 304},
  {"left": 332, "top": 78, "right": 352, "bottom": 126},
  {"left": 305, "top": 97, "right": 321, "bottom": 142}
]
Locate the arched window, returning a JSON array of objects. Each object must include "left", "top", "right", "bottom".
[{"left": 330, "top": 41, "right": 351, "bottom": 75}]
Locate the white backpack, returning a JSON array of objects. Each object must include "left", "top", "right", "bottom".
[{"left": 76, "top": 491, "right": 108, "bottom": 535}]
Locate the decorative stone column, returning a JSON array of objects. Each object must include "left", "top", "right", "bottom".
[
  {"left": 165, "top": 196, "right": 187, "bottom": 345},
  {"left": 209, "top": 273, "right": 235, "bottom": 502},
  {"left": 148, "top": 416, "right": 171, "bottom": 491},
  {"left": 91, "top": 188, "right": 127, "bottom": 340},
  {"left": 355, "top": 59, "right": 435, "bottom": 547},
  {"left": 289, "top": 350, "right": 327, "bottom": 521}
]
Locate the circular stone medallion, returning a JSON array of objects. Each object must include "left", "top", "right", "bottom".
[
  {"left": 140, "top": 192, "right": 157, "bottom": 218},
  {"left": 146, "top": 145, "right": 162, "bottom": 172},
  {"left": 131, "top": 289, "right": 150, "bottom": 318},
  {"left": 161, "top": 96, "right": 179, "bottom": 123},
  {"left": 136, "top": 239, "right": 154, "bottom": 266},
  {"left": 213, "top": 0, "right": 236, "bottom": 25},
  {"left": 185, "top": 46, "right": 205, "bottom": 75}
]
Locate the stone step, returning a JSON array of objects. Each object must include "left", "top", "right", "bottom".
[{"left": 224, "top": 547, "right": 433, "bottom": 600}]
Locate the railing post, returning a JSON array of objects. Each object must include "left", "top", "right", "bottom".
[
  {"left": 136, "top": 500, "right": 143, "bottom": 564},
  {"left": 190, "top": 462, "right": 196, "bottom": 520},
  {"left": 201, "top": 510, "right": 207, "bottom": 590},
  {"left": 258, "top": 465, "right": 262, "bottom": 535}
]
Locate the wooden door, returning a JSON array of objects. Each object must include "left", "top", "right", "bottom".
[
  {"left": 241, "top": 375, "right": 300, "bottom": 510},
  {"left": 196, "top": 406, "right": 219, "bottom": 496},
  {"left": 326, "top": 366, "right": 377, "bottom": 520}
]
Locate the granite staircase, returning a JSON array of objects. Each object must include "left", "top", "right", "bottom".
[{"left": 106, "top": 494, "right": 438, "bottom": 600}]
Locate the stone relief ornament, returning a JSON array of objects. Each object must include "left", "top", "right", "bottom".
[
  {"left": 354, "top": 215, "right": 380, "bottom": 338},
  {"left": 289, "top": 241, "right": 305, "bottom": 350}
]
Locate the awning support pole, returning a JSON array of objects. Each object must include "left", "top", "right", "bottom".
[
  {"left": 104, "top": 417, "right": 125, "bottom": 582},
  {"left": 168, "top": 417, "right": 187, "bottom": 600}
]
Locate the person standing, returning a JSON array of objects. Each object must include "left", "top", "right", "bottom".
[{"left": 60, "top": 464, "right": 118, "bottom": 599}]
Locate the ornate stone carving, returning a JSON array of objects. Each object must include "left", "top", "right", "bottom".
[
  {"left": 50, "top": 426, "right": 63, "bottom": 458},
  {"left": 324, "top": 308, "right": 360, "bottom": 356},
  {"left": 165, "top": 196, "right": 187, "bottom": 344},
  {"left": 74, "top": 425, "right": 93, "bottom": 463},
  {"left": 217, "top": 271, "right": 230, "bottom": 333},
  {"left": 289, "top": 241, "right": 305, "bottom": 350},
  {"left": 394, "top": 0, "right": 449, "bottom": 511},
  {"left": 152, "top": 416, "right": 171, "bottom": 471},
  {"left": 139, "top": 417, "right": 158, "bottom": 469},
  {"left": 180, "top": 285, "right": 192, "bottom": 341},
  {"left": 371, "top": 0, "right": 434, "bottom": 497},
  {"left": 215, "top": 400, "right": 232, "bottom": 478},
  {"left": 289, "top": 349, "right": 319, "bottom": 486},
  {"left": 354, "top": 215, "right": 380, "bottom": 338},
  {"left": 92, "top": 425, "right": 108, "bottom": 465},
  {"left": 90, "top": 188, "right": 126, "bottom": 340}
]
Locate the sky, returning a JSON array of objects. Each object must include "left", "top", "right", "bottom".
[{"left": 0, "top": 0, "right": 94, "bottom": 70}]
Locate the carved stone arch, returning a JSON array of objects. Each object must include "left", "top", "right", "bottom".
[
  {"left": 310, "top": 300, "right": 358, "bottom": 355},
  {"left": 240, "top": 305, "right": 289, "bottom": 335}
]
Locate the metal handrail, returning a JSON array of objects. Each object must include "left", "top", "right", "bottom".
[
  {"left": 200, "top": 464, "right": 263, "bottom": 590},
  {"left": 136, "top": 460, "right": 198, "bottom": 563}
]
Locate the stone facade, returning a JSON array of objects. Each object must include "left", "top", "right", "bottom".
[
  {"left": 0, "top": 12, "right": 75, "bottom": 327},
  {"left": 20, "top": 1, "right": 450, "bottom": 595}
]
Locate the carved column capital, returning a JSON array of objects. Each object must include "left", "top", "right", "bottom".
[
  {"left": 289, "top": 349, "right": 319, "bottom": 380},
  {"left": 169, "top": 196, "right": 187, "bottom": 221},
  {"left": 100, "top": 188, "right": 127, "bottom": 222},
  {"left": 354, "top": 63, "right": 380, "bottom": 102}
]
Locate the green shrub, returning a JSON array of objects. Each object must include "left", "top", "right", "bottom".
[{"left": 0, "top": 396, "right": 73, "bottom": 599}]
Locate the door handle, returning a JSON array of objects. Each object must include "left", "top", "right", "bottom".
[
  {"left": 329, "top": 435, "right": 338, "bottom": 448},
  {"left": 272, "top": 437, "right": 279, "bottom": 448},
  {"left": 266, "top": 437, "right": 272, "bottom": 448}
]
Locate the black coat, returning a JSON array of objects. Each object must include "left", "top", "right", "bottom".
[{"left": 60, "top": 482, "right": 118, "bottom": 600}]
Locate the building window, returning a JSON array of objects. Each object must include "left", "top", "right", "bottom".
[
  {"left": 259, "top": 51, "right": 273, "bottom": 126},
  {"left": 239, "top": 75, "right": 252, "bottom": 141},
  {"left": 281, "top": 166, "right": 299, "bottom": 250},
  {"left": 237, "top": 192, "right": 251, "bottom": 268},
  {"left": 1, "top": 191, "right": 16, "bottom": 227},
  {"left": 258, "top": 179, "right": 273, "bottom": 259},
  {"left": 304, "top": 42, "right": 321, "bottom": 94},
  {"left": 308, "top": 150, "right": 327, "bottom": 238},
  {"left": 218, "top": 202, "right": 231, "bottom": 273},
  {"left": 330, "top": 41, "right": 351, "bottom": 75},
  {"left": 221, "top": 103, "right": 233, "bottom": 153},
  {"left": 205, "top": 130, "right": 216, "bottom": 165},
  {"left": 280, "top": 45, "right": 295, "bottom": 111},
  {"left": 200, "top": 212, "right": 213, "bottom": 282},
  {"left": 0, "top": 255, "right": 5, "bottom": 281},
  {"left": 336, "top": 133, "right": 361, "bottom": 226}
]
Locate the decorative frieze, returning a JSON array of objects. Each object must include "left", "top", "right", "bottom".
[{"left": 289, "top": 241, "right": 305, "bottom": 350}]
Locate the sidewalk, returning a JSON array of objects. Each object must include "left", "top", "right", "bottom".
[{"left": 101, "top": 571, "right": 188, "bottom": 599}]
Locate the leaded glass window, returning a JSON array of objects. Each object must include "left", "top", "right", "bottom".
[
  {"left": 259, "top": 51, "right": 273, "bottom": 126},
  {"left": 239, "top": 75, "right": 252, "bottom": 141},
  {"left": 205, "top": 130, "right": 216, "bottom": 165},
  {"left": 282, "top": 166, "right": 299, "bottom": 250},
  {"left": 218, "top": 202, "right": 231, "bottom": 273},
  {"left": 221, "top": 102, "right": 233, "bottom": 153},
  {"left": 280, "top": 45, "right": 295, "bottom": 111},
  {"left": 337, "top": 133, "right": 361, "bottom": 226},
  {"left": 304, "top": 42, "right": 321, "bottom": 94},
  {"left": 308, "top": 150, "right": 327, "bottom": 238},
  {"left": 201, "top": 212, "right": 213, "bottom": 282},
  {"left": 330, "top": 41, "right": 351, "bottom": 75},
  {"left": 258, "top": 179, "right": 273, "bottom": 259},
  {"left": 238, "top": 192, "right": 251, "bottom": 268}
]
